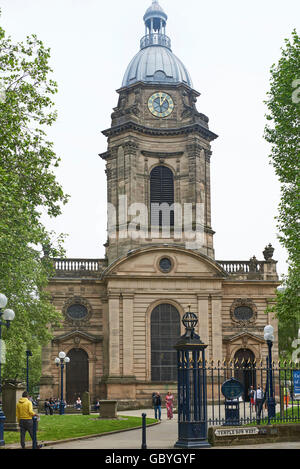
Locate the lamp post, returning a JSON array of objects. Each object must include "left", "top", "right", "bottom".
[
  {"left": 264, "top": 324, "right": 276, "bottom": 423},
  {"left": 55, "top": 351, "right": 70, "bottom": 415},
  {"left": 174, "top": 310, "right": 210, "bottom": 448},
  {"left": 0, "top": 293, "right": 15, "bottom": 446},
  {"left": 26, "top": 350, "right": 33, "bottom": 394}
]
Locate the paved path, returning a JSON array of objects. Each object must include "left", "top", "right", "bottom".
[{"left": 43, "top": 409, "right": 300, "bottom": 450}]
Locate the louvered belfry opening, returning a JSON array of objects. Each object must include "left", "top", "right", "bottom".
[{"left": 150, "top": 165, "right": 174, "bottom": 227}]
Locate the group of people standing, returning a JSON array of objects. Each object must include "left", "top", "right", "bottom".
[
  {"left": 248, "top": 385, "right": 265, "bottom": 411},
  {"left": 152, "top": 391, "right": 174, "bottom": 420}
]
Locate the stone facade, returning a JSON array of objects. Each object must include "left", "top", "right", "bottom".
[{"left": 39, "top": 2, "right": 279, "bottom": 408}]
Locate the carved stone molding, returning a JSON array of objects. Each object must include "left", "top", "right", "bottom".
[
  {"left": 141, "top": 150, "right": 183, "bottom": 159},
  {"left": 123, "top": 141, "right": 139, "bottom": 156},
  {"left": 230, "top": 298, "right": 257, "bottom": 326},
  {"left": 62, "top": 296, "right": 93, "bottom": 327}
]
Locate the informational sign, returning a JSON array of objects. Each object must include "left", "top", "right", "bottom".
[
  {"left": 293, "top": 370, "right": 300, "bottom": 394},
  {"left": 221, "top": 378, "right": 244, "bottom": 400},
  {"left": 215, "top": 427, "right": 259, "bottom": 437}
]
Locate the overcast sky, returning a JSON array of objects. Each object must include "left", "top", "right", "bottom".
[{"left": 1, "top": 0, "right": 299, "bottom": 277}]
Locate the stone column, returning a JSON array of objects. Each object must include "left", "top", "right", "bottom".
[
  {"left": 211, "top": 294, "right": 223, "bottom": 364},
  {"left": 197, "top": 294, "right": 210, "bottom": 361},
  {"left": 122, "top": 294, "right": 134, "bottom": 377},
  {"left": 108, "top": 293, "right": 121, "bottom": 377},
  {"left": 3, "top": 381, "right": 25, "bottom": 431}
]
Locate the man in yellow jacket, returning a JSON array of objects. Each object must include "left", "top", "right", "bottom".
[{"left": 16, "top": 391, "right": 40, "bottom": 449}]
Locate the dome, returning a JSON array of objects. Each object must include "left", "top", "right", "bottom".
[
  {"left": 122, "top": 46, "right": 193, "bottom": 88},
  {"left": 121, "top": 0, "right": 193, "bottom": 89}
]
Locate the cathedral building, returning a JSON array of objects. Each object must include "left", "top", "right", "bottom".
[{"left": 40, "top": 1, "right": 279, "bottom": 407}]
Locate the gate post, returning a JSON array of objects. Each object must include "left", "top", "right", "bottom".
[{"left": 174, "top": 311, "right": 211, "bottom": 448}]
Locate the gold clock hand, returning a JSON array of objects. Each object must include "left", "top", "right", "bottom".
[{"left": 161, "top": 96, "right": 167, "bottom": 107}]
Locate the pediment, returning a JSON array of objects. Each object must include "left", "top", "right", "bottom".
[
  {"left": 223, "top": 331, "right": 265, "bottom": 345},
  {"left": 102, "top": 246, "right": 227, "bottom": 278}
]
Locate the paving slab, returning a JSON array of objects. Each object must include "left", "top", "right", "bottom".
[{"left": 41, "top": 409, "right": 300, "bottom": 450}]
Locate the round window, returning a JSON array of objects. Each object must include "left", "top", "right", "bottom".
[
  {"left": 234, "top": 306, "right": 253, "bottom": 322},
  {"left": 67, "top": 304, "right": 88, "bottom": 320},
  {"left": 159, "top": 257, "right": 172, "bottom": 273}
]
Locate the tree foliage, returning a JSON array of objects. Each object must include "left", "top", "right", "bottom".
[
  {"left": 0, "top": 12, "right": 68, "bottom": 385},
  {"left": 264, "top": 29, "right": 300, "bottom": 357}
]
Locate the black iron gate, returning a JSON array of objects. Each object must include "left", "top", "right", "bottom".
[{"left": 207, "top": 360, "right": 300, "bottom": 426}]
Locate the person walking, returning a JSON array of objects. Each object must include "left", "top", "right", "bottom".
[
  {"left": 255, "top": 385, "right": 264, "bottom": 414},
  {"left": 153, "top": 392, "right": 162, "bottom": 420},
  {"left": 16, "top": 391, "right": 42, "bottom": 449},
  {"left": 248, "top": 386, "right": 255, "bottom": 410},
  {"left": 165, "top": 391, "right": 174, "bottom": 420},
  {"left": 283, "top": 386, "right": 290, "bottom": 407}
]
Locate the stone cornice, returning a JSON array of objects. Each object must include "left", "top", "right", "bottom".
[
  {"left": 116, "top": 80, "right": 201, "bottom": 98},
  {"left": 101, "top": 121, "right": 218, "bottom": 142},
  {"left": 52, "top": 330, "right": 103, "bottom": 344},
  {"left": 141, "top": 150, "right": 184, "bottom": 158}
]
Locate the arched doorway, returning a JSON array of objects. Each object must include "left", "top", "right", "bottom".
[
  {"left": 234, "top": 349, "right": 256, "bottom": 402},
  {"left": 151, "top": 303, "right": 181, "bottom": 381},
  {"left": 66, "top": 349, "right": 89, "bottom": 404}
]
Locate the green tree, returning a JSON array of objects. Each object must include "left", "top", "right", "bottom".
[
  {"left": 0, "top": 12, "right": 68, "bottom": 383},
  {"left": 264, "top": 30, "right": 300, "bottom": 358}
]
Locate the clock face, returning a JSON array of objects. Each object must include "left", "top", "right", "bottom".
[{"left": 148, "top": 92, "right": 174, "bottom": 118}]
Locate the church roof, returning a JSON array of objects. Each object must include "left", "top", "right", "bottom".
[
  {"left": 122, "top": 45, "right": 193, "bottom": 88},
  {"left": 122, "top": 1, "right": 193, "bottom": 88}
]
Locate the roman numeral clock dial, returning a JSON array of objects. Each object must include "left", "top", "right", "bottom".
[{"left": 148, "top": 92, "right": 174, "bottom": 118}]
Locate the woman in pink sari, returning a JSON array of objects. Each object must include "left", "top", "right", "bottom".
[{"left": 165, "top": 391, "right": 174, "bottom": 420}]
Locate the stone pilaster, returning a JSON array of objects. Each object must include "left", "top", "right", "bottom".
[
  {"left": 211, "top": 294, "right": 223, "bottom": 364},
  {"left": 122, "top": 293, "right": 135, "bottom": 377},
  {"left": 108, "top": 293, "right": 121, "bottom": 377},
  {"left": 197, "top": 294, "right": 210, "bottom": 361}
]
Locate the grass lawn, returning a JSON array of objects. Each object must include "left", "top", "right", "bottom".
[
  {"left": 2, "top": 414, "right": 157, "bottom": 445},
  {"left": 247, "top": 406, "right": 300, "bottom": 425}
]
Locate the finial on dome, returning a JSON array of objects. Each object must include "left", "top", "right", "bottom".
[{"left": 142, "top": 0, "right": 169, "bottom": 49}]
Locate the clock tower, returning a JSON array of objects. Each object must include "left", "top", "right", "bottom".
[{"left": 100, "top": 0, "right": 218, "bottom": 265}]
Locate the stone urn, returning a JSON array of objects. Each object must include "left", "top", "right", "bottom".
[{"left": 263, "top": 244, "right": 274, "bottom": 261}]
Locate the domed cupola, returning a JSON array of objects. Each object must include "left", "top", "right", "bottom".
[{"left": 122, "top": 0, "right": 193, "bottom": 88}]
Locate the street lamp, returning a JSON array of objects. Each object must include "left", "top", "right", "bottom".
[
  {"left": 55, "top": 351, "right": 70, "bottom": 415},
  {"left": 0, "top": 293, "right": 15, "bottom": 446},
  {"left": 26, "top": 350, "right": 33, "bottom": 393},
  {"left": 264, "top": 324, "right": 276, "bottom": 423}
]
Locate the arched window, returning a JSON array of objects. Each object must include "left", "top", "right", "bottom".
[
  {"left": 66, "top": 349, "right": 89, "bottom": 404},
  {"left": 151, "top": 303, "right": 180, "bottom": 381},
  {"left": 150, "top": 166, "right": 174, "bottom": 227}
]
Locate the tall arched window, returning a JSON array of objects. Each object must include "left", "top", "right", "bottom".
[
  {"left": 150, "top": 166, "right": 174, "bottom": 227},
  {"left": 151, "top": 303, "right": 181, "bottom": 381}
]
